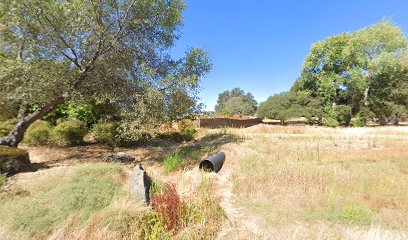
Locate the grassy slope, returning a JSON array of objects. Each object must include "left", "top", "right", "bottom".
[{"left": 0, "top": 163, "right": 127, "bottom": 238}]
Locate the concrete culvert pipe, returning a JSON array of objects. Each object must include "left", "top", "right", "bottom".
[{"left": 199, "top": 152, "right": 226, "bottom": 173}]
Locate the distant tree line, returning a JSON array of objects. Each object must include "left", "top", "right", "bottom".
[
  {"left": 257, "top": 21, "right": 408, "bottom": 126},
  {"left": 215, "top": 88, "right": 258, "bottom": 116}
]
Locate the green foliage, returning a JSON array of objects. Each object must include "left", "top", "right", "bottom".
[
  {"left": 222, "top": 108, "right": 231, "bottom": 116},
  {"left": 300, "top": 20, "right": 407, "bottom": 124},
  {"left": 162, "top": 145, "right": 217, "bottom": 173},
  {"left": 325, "top": 203, "right": 374, "bottom": 225},
  {"left": 0, "top": 119, "right": 14, "bottom": 137},
  {"left": 114, "top": 126, "right": 153, "bottom": 147},
  {"left": 92, "top": 122, "right": 119, "bottom": 147},
  {"left": 24, "top": 121, "right": 52, "bottom": 145},
  {"left": 159, "top": 129, "right": 197, "bottom": 143},
  {"left": 0, "top": 163, "right": 125, "bottom": 237},
  {"left": 323, "top": 117, "right": 339, "bottom": 127},
  {"left": 51, "top": 119, "right": 86, "bottom": 146},
  {"left": 0, "top": 104, "right": 17, "bottom": 121},
  {"left": 350, "top": 117, "right": 365, "bottom": 127},
  {"left": 335, "top": 105, "right": 352, "bottom": 125},
  {"left": 42, "top": 101, "right": 119, "bottom": 127},
  {"left": 215, "top": 88, "right": 257, "bottom": 115},
  {"left": 257, "top": 92, "right": 301, "bottom": 123},
  {"left": 0, "top": 0, "right": 211, "bottom": 147},
  {"left": 119, "top": 209, "right": 171, "bottom": 240}
]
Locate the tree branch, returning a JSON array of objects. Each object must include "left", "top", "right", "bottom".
[{"left": 38, "top": 8, "right": 82, "bottom": 69}]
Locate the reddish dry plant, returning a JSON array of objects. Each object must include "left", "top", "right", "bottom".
[{"left": 151, "top": 183, "right": 185, "bottom": 233}]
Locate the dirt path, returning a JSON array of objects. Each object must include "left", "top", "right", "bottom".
[{"left": 214, "top": 143, "right": 269, "bottom": 239}]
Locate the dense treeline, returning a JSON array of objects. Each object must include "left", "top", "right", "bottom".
[{"left": 258, "top": 21, "right": 408, "bottom": 126}]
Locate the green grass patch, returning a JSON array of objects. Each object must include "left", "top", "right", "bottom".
[
  {"left": 162, "top": 145, "right": 217, "bottom": 173},
  {"left": 0, "top": 163, "right": 126, "bottom": 237},
  {"left": 305, "top": 202, "right": 374, "bottom": 225},
  {"left": 0, "top": 173, "right": 6, "bottom": 193}
]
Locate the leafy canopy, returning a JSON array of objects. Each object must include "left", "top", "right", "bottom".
[
  {"left": 0, "top": 0, "right": 211, "bottom": 128},
  {"left": 299, "top": 20, "right": 407, "bottom": 124},
  {"left": 215, "top": 88, "right": 257, "bottom": 115}
]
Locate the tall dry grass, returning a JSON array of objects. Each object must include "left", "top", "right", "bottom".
[{"left": 231, "top": 129, "right": 408, "bottom": 232}]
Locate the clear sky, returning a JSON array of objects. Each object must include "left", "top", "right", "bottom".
[{"left": 170, "top": 0, "right": 408, "bottom": 111}]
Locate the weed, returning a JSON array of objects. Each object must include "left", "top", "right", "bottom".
[
  {"left": 162, "top": 145, "right": 217, "bottom": 173},
  {"left": 151, "top": 183, "right": 185, "bottom": 233}
]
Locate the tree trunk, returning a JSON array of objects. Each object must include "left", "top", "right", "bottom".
[
  {"left": 0, "top": 96, "right": 66, "bottom": 147},
  {"left": 363, "top": 86, "right": 370, "bottom": 107},
  {"left": 363, "top": 74, "right": 371, "bottom": 107}
]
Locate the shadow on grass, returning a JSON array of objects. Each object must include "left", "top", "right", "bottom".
[{"left": 159, "top": 132, "right": 243, "bottom": 173}]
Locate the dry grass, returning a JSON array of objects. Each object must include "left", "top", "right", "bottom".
[{"left": 229, "top": 126, "right": 408, "bottom": 237}]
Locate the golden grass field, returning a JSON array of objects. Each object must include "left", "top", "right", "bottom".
[{"left": 214, "top": 125, "right": 408, "bottom": 239}]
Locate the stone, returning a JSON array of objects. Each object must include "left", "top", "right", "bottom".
[
  {"left": 129, "top": 164, "right": 151, "bottom": 204},
  {"left": 106, "top": 152, "right": 135, "bottom": 163},
  {"left": 0, "top": 146, "right": 31, "bottom": 176}
]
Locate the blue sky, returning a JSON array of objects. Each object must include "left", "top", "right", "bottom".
[{"left": 170, "top": 0, "right": 408, "bottom": 111}]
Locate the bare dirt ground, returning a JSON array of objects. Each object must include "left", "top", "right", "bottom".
[{"left": 21, "top": 140, "right": 175, "bottom": 169}]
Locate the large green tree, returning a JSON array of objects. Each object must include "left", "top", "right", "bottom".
[
  {"left": 0, "top": 0, "right": 211, "bottom": 147},
  {"left": 214, "top": 88, "right": 257, "bottom": 115},
  {"left": 300, "top": 20, "right": 407, "bottom": 125}
]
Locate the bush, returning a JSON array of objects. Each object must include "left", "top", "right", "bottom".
[
  {"left": 51, "top": 119, "right": 87, "bottom": 146},
  {"left": 159, "top": 131, "right": 196, "bottom": 143},
  {"left": 0, "top": 120, "right": 14, "bottom": 137},
  {"left": 93, "top": 122, "right": 119, "bottom": 146},
  {"left": 24, "top": 121, "right": 52, "bottom": 145},
  {"left": 351, "top": 117, "right": 365, "bottom": 127},
  {"left": 323, "top": 117, "right": 339, "bottom": 127},
  {"left": 158, "top": 120, "right": 197, "bottom": 143},
  {"left": 151, "top": 183, "right": 185, "bottom": 233},
  {"left": 335, "top": 105, "right": 352, "bottom": 125},
  {"left": 115, "top": 127, "right": 153, "bottom": 147}
]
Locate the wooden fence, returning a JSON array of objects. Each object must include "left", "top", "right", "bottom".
[{"left": 199, "top": 118, "right": 262, "bottom": 128}]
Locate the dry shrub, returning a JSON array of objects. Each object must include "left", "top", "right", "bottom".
[{"left": 151, "top": 183, "right": 185, "bottom": 233}]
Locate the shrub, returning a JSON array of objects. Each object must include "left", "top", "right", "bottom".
[
  {"left": 0, "top": 120, "right": 14, "bottom": 137},
  {"left": 323, "top": 117, "right": 339, "bottom": 127},
  {"left": 24, "top": 121, "right": 52, "bottom": 145},
  {"left": 93, "top": 122, "right": 119, "bottom": 146},
  {"left": 115, "top": 127, "right": 153, "bottom": 147},
  {"left": 335, "top": 105, "right": 352, "bottom": 125},
  {"left": 51, "top": 119, "right": 87, "bottom": 146},
  {"left": 151, "top": 183, "right": 185, "bottom": 233},
  {"left": 158, "top": 120, "right": 197, "bottom": 143},
  {"left": 351, "top": 117, "right": 365, "bottom": 127},
  {"left": 122, "top": 210, "right": 171, "bottom": 240}
]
